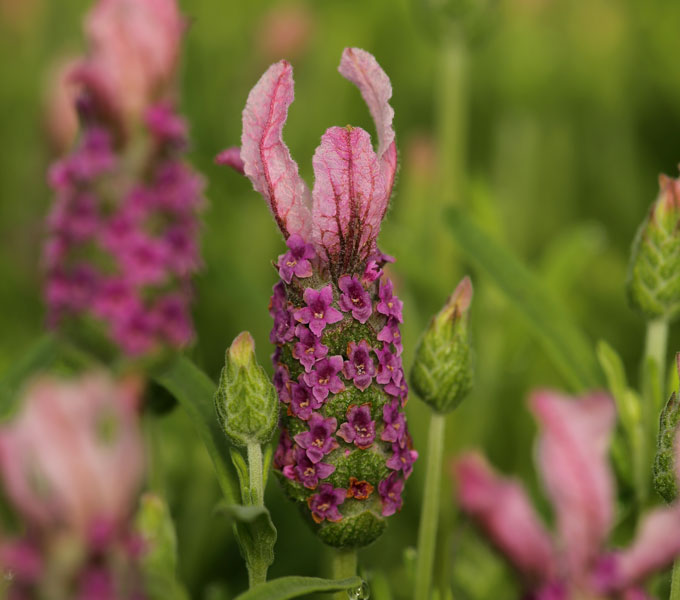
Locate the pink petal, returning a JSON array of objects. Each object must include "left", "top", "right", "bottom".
[
  {"left": 215, "top": 146, "right": 245, "bottom": 174},
  {"left": 454, "top": 452, "right": 555, "bottom": 580},
  {"left": 338, "top": 47, "right": 396, "bottom": 196},
  {"left": 311, "top": 126, "right": 387, "bottom": 274},
  {"left": 241, "top": 60, "right": 312, "bottom": 240},
  {"left": 531, "top": 391, "right": 615, "bottom": 580},
  {"left": 611, "top": 506, "right": 680, "bottom": 588}
]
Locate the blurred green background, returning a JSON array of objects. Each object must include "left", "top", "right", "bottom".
[{"left": 2, "top": 0, "right": 680, "bottom": 597}]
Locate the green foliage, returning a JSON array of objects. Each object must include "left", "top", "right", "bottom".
[{"left": 231, "top": 576, "right": 363, "bottom": 600}]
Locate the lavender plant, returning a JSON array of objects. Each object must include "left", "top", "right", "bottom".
[{"left": 222, "top": 48, "right": 416, "bottom": 549}]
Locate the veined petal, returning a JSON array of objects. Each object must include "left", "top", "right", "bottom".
[
  {"left": 531, "top": 391, "right": 615, "bottom": 580},
  {"left": 241, "top": 60, "right": 312, "bottom": 240},
  {"left": 609, "top": 506, "right": 680, "bottom": 589},
  {"left": 338, "top": 47, "right": 397, "bottom": 202},
  {"left": 215, "top": 146, "right": 245, "bottom": 174},
  {"left": 311, "top": 126, "right": 387, "bottom": 275},
  {"left": 455, "top": 452, "right": 555, "bottom": 581}
]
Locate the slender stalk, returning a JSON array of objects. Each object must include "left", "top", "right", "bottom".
[
  {"left": 331, "top": 548, "right": 358, "bottom": 600},
  {"left": 645, "top": 317, "right": 669, "bottom": 399},
  {"left": 247, "top": 442, "right": 264, "bottom": 506},
  {"left": 671, "top": 559, "right": 680, "bottom": 600},
  {"left": 414, "top": 412, "right": 446, "bottom": 600}
]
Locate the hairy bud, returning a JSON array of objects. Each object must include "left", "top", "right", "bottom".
[
  {"left": 654, "top": 386, "right": 680, "bottom": 503},
  {"left": 627, "top": 173, "right": 680, "bottom": 321},
  {"left": 215, "top": 332, "right": 278, "bottom": 448},
  {"left": 411, "top": 276, "right": 473, "bottom": 413}
]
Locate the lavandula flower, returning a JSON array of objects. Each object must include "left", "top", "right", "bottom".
[
  {"left": 221, "top": 48, "right": 415, "bottom": 547},
  {"left": 44, "top": 0, "right": 204, "bottom": 357}
]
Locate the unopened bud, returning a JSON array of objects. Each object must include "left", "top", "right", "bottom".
[
  {"left": 215, "top": 332, "right": 278, "bottom": 447},
  {"left": 411, "top": 276, "right": 474, "bottom": 413},
  {"left": 627, "top": 173, "right": 680, "bottom": 322}
]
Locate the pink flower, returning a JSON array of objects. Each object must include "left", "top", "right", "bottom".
[
  {"left": 0, "top": 373, "right": 145, "bottom": 538},
  {"left": 454, "top": 390, "right": 680, "bottom": 597},
  {"left": 232, "top": 48, "right": 397, "bottom": 277}
]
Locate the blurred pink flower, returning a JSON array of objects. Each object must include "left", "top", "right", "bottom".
[
  {"left": 73, "top": 0, "right": 185, "bottom": 123},
  {"left": 0, "top": 373, "right": 145, "bottom": 538},
  {"left": 256, "top": 4, "right": 314, "bottom": 61},
  {"left": 454, "top": 391, "right": 680, "bottom": 598}
]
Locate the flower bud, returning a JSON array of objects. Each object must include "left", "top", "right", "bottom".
[
  {"left": 627, "top": 173, "right": 680, "bottom": 321},
  {"left": 411, "top": 276, "right": 474, "bottom": 413},
  {"left": 215, "top": 332, "right": 278, "bottom": 448}
]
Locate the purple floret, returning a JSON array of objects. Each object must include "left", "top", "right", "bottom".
[
  {"left": 293, "top": 447, "right": 335, "bottom": 489},
  {"left": 381, "top": 399, "right": 406, "bottom": 443},
  {"left": 294, "top": 413, "right": 339, "bottom": 463},
  {"left": 376, "top": 345, "right": 403, "bottom": 386},
  {"left": 343, "top": 340, "right": 376, "bottom": 391},
  {"left": 377, "top": 317, "right": 403, "bottom": 355},
  {"left": 378, "top": 472, "right": 404, "bottom": 516},
  {"left": 376, "top": 278, "right": 403, "bottom": 322},
  {"left": 277, "top": 233, "right": 315, "bottom": 283},
  {"left": 303, "top": 356, "right": 345, "bottom": 402},
  {"left": 289, "top": 381, "right": 323, "bottom": 420},
  {"left": 293, "top": 325, "right": 329, "bottom": 372},
  {"left": 307, "top": 483, "right": 345, "bottom": 523},
  {"left": 294, "top": 285, "right": 343, "bottom": 337},
  {"left": 337, "top": 404, "right": 376, "bottom": 449},
  {"left": 338, "top": 275, "right": 372, "bottom": 323},
  {"left": 386, "top": 437, "right": 418, "bottom": 477}
]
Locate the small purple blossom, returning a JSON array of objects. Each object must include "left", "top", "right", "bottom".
[
  {"left": 376, "top": 345, "right": 403, "bottom": 386},
  {"left": 343, "top": 340, "right": 376, "bottom": 391},
  {"left": 277, "top": 233, "right": 315, "bottom": 283},
  {"left": 293, "top": 325, "right": 328, "bottom": 372},
  {"left": 289, "top": 381, "right": 323, "bottom": 420},
  {"left": 307, "top": 483, "right": 345, "bottom": 523},
  {"left": 294, "top": 413, "right": 338, "bottom": 463},
  {"left": 293, "top": 285, "right": 343, "bottom": 337},
  {"left": 337, "top": 404, "right": 376, "bottom": 449},
  {"left": 273, "top": 429, "right": 295, "bottom": 476},
  {"left": 145, "top": 103, "right": 187, "bottom": 145},
  {"left": 303, "top": 356, "right": 345, "bottom": 402},
  {"left": 379, "top": 472, "right": 404, "bottom": 516},
  {"left": 382, "top": 399, "right": 406, "bottom": 443},
  {"left": 338, "top": 275, "right": 372, "bottom": 323},
  {"left": 377, "top": 317, "right": 403, "bottom": 355},
  {"left": 269, "top": 282, "right": 295, "bottom": 344},
  {"left": 293, "top": 447, "right": 335, "bottom": 489},
  {"left": 111, "top": 306, "right": 159, "bottom": 356},
  {"left": 386, "top": 438, "right": 418, "bottom": 477},
  {"left": 152, "top": 294, "right": 193, "bottom": 347},
  {"left": 273, "top": 364, "right": 292, "bottom": 404},
  {"left": 362, "top": 252, "right": 395, "bottom": 284},
  {"left": 385, "top": 368, "right": 408, "bottom": 400},
  {"left": 376, "top": 278, "right": 403, "bottom": 322}
]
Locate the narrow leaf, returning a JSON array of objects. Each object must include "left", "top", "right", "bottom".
[
  {"left": 153, "top": 354, "right": 239, "bottom": 504},
  {"left": 445, "top": 207, "right": 601, "bottom": 391},
  {"left": 232, "top": 576, "right": 363, "bottom": 600}
]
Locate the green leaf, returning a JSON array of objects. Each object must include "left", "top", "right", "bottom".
[
  {"left": 445, "top": 207, "right": 601, "bottom": 391},
  {"left": 215, "top": 503, "right": 277, "bottom": 586},
  {"left": 152, "top": 354, "right": 239, "bottom": 504},
  {"left": 231, "top": 576, "right": 363, "bottom": 600}
]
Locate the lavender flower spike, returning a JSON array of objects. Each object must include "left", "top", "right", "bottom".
[{"left": 228, "top": 48, "right": 414, "bottom": 548}]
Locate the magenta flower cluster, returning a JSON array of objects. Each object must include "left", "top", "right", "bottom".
[{"left": 43, "top": 0, "right": 203, "bottom": 357}]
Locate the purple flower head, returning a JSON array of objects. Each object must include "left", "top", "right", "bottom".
[
  {"left": 293, "top": 325, "right": 328, "bottom": 372},
  {"left": 343, "top": 340, "right": 376, "bottom": 391},
  {"left": 289, "top": 381, "right": 323, "bottom": 421},
  {"left": 277, "top": 233, "right": 315, "bottom": 283},
  {"left": 293, "top": 447, "right": 335, "bottom": 489},
  {"left": 294, "top": 285, "right": 343, "bottom": 337},
  {"left": 376, "top": 344, "right": 403, "bottom": 386},
  {"left": 386, "top": 437, "right": 418, "bottom": 477},
  {"left": 338, "top": 404, "right": 376, "bottom": 449},
  {"left": 273, "top": 364, "right": 292, "bottom": 404},
  {"left": 307, "top": 483, "right": 345, "bottom": 523},
  {"left": 302, "top": 356, "right": 345, "bottom": 402},
  {"left": 376, "top": 278, "right": 403, "bottom": 322},
  {"left": 338, "top": 275, "right": 372, "bottom": 323},
  {"left": 378, "top": 472, "right": 404, "bottom": 517},
  {"left": 382, "top": 399, "right": 406, "bottom": 443},
  {"left": 377, "top": 317, "right": 403, "bottom": 355},
  {"left": 347, "top": 477, "right": 374, "bottom": 500},
  {"left": 294, "top": 413, "right": 338, "bottom": 463}
]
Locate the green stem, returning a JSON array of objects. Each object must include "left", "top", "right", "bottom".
[
  {"left": 645, "top": 317, "right": 669, "bottom": 397},
  {"left": 247, "top": 442, "right": 264, "bottom": 506},
  {"left": 671, "top": 559, "right": 680, "bottom": 600},
  {"left": 414, "top": 412, "right": 446, "bottom": 600},
  {"left": 331, "top": 548, "right": 358, "bottom": 600}
]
